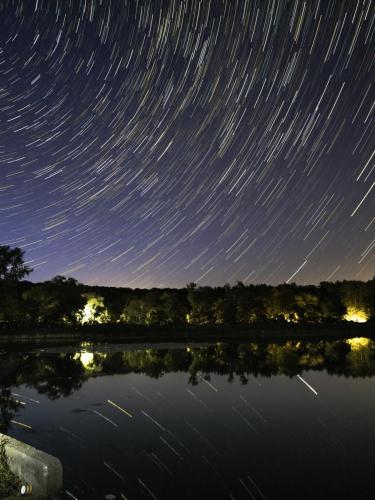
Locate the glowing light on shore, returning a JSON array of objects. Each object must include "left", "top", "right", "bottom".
[
  {"left": 77, "top": 295, "right": 110, "bottom": 324},
  {"left": 343, "top": 307, "right": 368, "bottom": 323},
  {"left": 346, "top": 337, "right": 370, "bottom": 350}
]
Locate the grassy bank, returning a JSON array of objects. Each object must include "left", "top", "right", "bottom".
[
  {"left": 0, "top": 321, "right": 373, "bottom": 344},
  {"left": 0, "top": 439, "right": 20, "bottom": 498}
]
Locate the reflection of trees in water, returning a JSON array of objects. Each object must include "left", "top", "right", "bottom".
[
  {"left": 0, "top": 352, "right": 87, "bottom": 432},
  {"left": 32, "top": 354, "right": 86, "bottom": 399},
  {"left": 108, "top": 339, "right": 375, "bottom": 384},
  {"left": 0, "top": 388, "right": 19, "bottom": 433},
  {"left": 1, "top": 339, "right": 375, "bottom": 430}
]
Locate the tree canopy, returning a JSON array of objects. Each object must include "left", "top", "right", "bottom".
[
  {"left": 0, "top": 245, "right": 374, "bottom": 328},
  {"left": 0, "top": 245, "right": 32, "bottom": 282}
]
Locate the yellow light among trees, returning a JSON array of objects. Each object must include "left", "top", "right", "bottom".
[
  {"left": 283, "top": 312, "right": 299, "bottom": 323},
  {"left": 77, "top": 295, "right": 110, "bottom": 324},
  {"left": 346, "top": 337, "right": 370, "bottom": 350},
  {"left": 343, "top": 306, "right": 368, "bottom": 323}
]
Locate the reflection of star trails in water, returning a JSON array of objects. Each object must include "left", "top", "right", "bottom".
[
  {"left": 10, "top": 420, "right": 32, "bottom": 430},
  {"left": 239, "top": 395, "right": 268, "bottom": 423},
  {"left": 107, "top": 399, "right": 133, "bottom": 418},
  {"left": 104, "top": 461, "right": 125, "bottom": 482},
  {"left": 138, "top": 478, "right": 158, "bottom": 500},
  {"left": 197, "top": 372, "right": 219, "bottom": 392},
  {"left": 187, "top": 389, "right": 213, "bottom": 412},
  {"left": 65, "top": 491, "right": 78, "bottom": 500},
  {"left": 141, "top": 410, "right": 165, "bottom": 431},
  {"left": 297, "top": 374, "right": 318, "bottom": 396},
  {"left": 232, "top": 406, "right": 259, "bottom": 434},
  {"left": 160, "top": 436, "right": 183, "bottom": 460},
  {"left": 12, "top": 393, "right": 40, "bottom": 404},
  {"left": 92, "top": 409, "right": 118, "bottom": 427}
]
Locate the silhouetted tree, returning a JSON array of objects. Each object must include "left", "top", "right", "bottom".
[
  {"left": 0, "top": 245, "right": 32, "bottom": 282},
  {"left": 0, "top": 245, "right": 33, "bottom": 324}
]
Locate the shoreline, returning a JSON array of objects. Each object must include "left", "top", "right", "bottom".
[{"left": 0, "top": 322, "right": 373, "bottom": 344}]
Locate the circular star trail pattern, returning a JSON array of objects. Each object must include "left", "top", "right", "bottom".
[{"left": 0, "top": 0, "right": 374, "bottom": 287}]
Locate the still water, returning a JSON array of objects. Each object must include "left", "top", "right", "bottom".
[{"left": 1, "top": 337, "right": 375, "bottom": 499}]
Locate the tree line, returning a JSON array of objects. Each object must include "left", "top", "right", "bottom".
[{"left": 0, "top": 244, "right": 374, "bottom": 327}]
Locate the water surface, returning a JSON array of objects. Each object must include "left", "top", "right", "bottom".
[{"left": 1, "top": 337, "right": 375, "bottom": 499}]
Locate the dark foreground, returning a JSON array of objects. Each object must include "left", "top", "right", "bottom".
[{"left": 1, "top": 336, "right": 375, "bottom": 499}]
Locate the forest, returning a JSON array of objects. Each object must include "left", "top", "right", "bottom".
[{"left": 0, "top": 245, "right": 374, "bottom": 328}]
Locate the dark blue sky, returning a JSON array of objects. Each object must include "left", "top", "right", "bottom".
[{"left": 1, "top": 0, "right": 374, "bottom": 287}]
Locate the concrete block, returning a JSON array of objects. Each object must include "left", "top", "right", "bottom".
[{"left": 0, "top": 433, "right": 62, "bottom": 499}]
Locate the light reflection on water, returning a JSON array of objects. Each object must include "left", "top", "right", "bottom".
[{"left": 1, "top": 337, "right": 375, "bottom": 499}]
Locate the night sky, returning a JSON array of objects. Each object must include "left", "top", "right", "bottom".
[{"left": 0, "top": 0, "right": 374, "bottom": 288}]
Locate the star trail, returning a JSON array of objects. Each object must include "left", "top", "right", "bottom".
[{"left": 0, "top": 0, "right": 374, "bottom": 287}]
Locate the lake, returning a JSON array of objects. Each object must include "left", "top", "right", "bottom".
[{"left": 1, "top": 337, "right": 375, "bottom": 499}]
